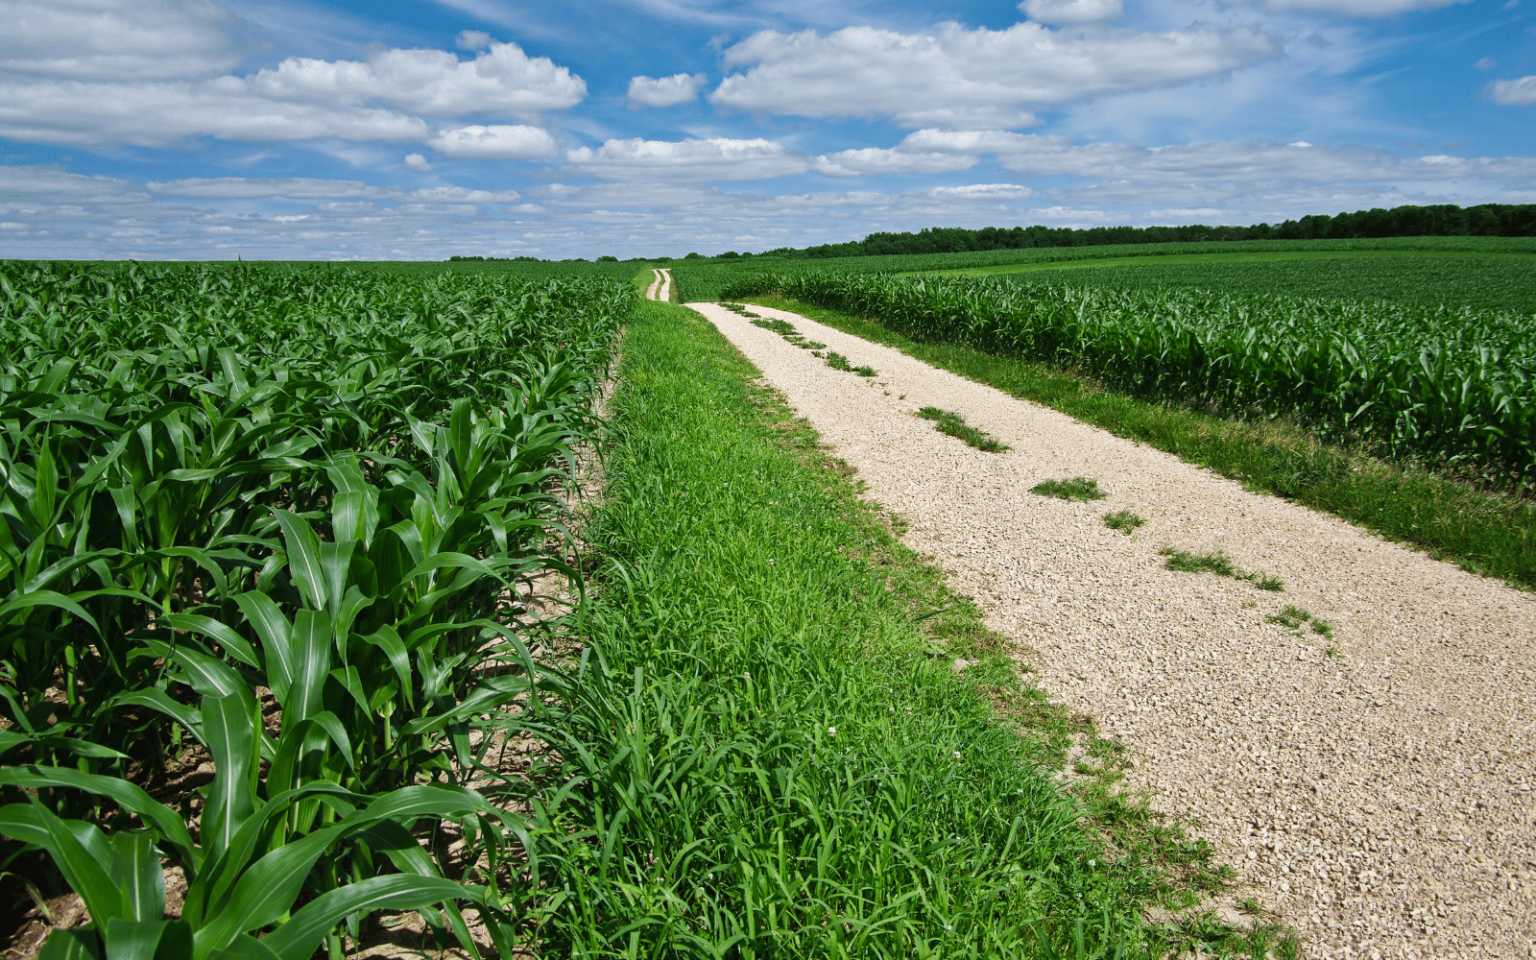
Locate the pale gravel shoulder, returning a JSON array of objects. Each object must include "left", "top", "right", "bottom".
[{"left": 685, "top": 299, "right": 1536, "bottom": 960}]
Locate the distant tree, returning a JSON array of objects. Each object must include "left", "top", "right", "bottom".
[
  {"left": 684, "top": 252, "right": 704, "bottom": 259},
  {"left": 597, "top": 255, "right": 619, "bottom": 262}
]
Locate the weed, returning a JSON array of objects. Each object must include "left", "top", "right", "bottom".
[
  {"left": 917, "top": 407, "right": 1011, "bottom": 452},
  {"left": 1161, "top": 547, "right": 1285, "bottom": 591},
  {"left": 1033, "top": 477, "right": 1107, "bottom": 501},
  {"left": 826, "top": 351, "right": 852, "bottom": 371},
  {"left": 1104, "top": 510, "right": 1146, "bottom": 534},
  {"left": 1266, "top": 605, "right": 1311, "bottom": 630}
]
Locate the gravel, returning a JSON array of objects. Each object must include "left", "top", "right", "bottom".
[{"left": 688, "top": 298, "right": 1536, "bottom": 959}]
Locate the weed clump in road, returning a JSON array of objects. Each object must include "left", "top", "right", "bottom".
[
  {"left": 917, "top": 407, "right": 1011, "bottom": 452},
  {"left": 1032, "top": 477, "right": 1106, "bottom": 501},
  {"left": 1104, "top": 509, "right": 1146, "bottom": 534},
  {"left": 1267, "top": 604, "right": 1334, "bottom": 636},
  {"left": 1160, "top": 546, "right": 1285, "bottom": 591}
]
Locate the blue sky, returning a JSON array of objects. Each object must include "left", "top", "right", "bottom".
[{"left": 0, "top": 0, "right": 1531, "bottom": 259}]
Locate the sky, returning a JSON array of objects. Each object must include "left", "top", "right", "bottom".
[{"left": 0, "top": 0, "right": 1532, "bottom": 260}]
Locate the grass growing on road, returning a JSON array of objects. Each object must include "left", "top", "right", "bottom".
[
  {"left": 741, "top": 295, "right": 1536, "bottom": 593},
  {"left": 1104, "top": 510, "right": 1147, "bottom": 534},
  {"left": 917, "top": 406, "right": 1012, "bottom": 452},
  {"left": 1033, "top": 477, "right": 1108, "bottom": 501},
  {"left": 1161, "top": 547, "right": 1285, "bottom": 591},
  {"left": 551, "top": 295, "right": 1296, "bottom": 957}
]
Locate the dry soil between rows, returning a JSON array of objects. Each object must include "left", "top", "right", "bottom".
[{"left": 686, "top": 297, "right": 1536, "bottom": 960}]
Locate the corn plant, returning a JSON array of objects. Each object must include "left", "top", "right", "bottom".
[
  {"left": 720, "top": 271, "right": 1536, "bottom": 486},
  {"left": 0, "top": 260, "right": 627, "bottom": 955}
]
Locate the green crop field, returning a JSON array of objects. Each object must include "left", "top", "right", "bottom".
[
  {"left": 0, "top": 259, "right": 630, "bottom": 957},
  {"left": 718, "top": 269, "right": 1536, "bottom": 486},
  {"left": 671, "top": 236, "right": 1536, "bottom": 304},
  {"left": 3, "top": 247, "right": 1528, "bottom": 957},
  {"left": 921, "top": 253, "right": 1536, "bottom": 316}
]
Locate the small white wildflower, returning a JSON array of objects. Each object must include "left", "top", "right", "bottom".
[
  {"left": 828, "top": 726, "right": 837, "bottom": 736},
  {"left": 1088, "top": 859, "right": 1096, "bottom": 867},
  {"left": 768, "top": 559, "right": 774, "bottom": 565},
  {"left": 952, "top": 751, "right": 961, "bottom": 760},
  {"left": 744, "top": 672, "right": 751, "bottom": 679}
]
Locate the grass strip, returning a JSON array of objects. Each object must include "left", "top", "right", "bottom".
[
  {"left": 537, "top": 296, "right": 1296, "bottom": 957},
  {"left": 917, "top": 406, "right": 1012, "bottom": 452},
  {"left": 742, "top": 296, "right": 1536, "bottom": 592},
  {"left": 1160, "top": 547, "right": 1285, "bottom": 592}
]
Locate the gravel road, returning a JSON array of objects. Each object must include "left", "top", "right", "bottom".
[{"left": 685, "top": 297, "right": 1536, "bottom": 959}]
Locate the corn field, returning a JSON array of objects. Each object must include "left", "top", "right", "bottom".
[
  {"left": 0, "top": 260, "right": 627, "bottom": 958},
  {"left": 721, "top": 272, "right": 1536, "bottom": 485}
]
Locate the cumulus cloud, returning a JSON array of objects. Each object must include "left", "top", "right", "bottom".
[
  {"left": 0, "top": 31, "right": 585, "bottom": 147},
  {"left": 428, "top": 124, "right": 561, "bottom": 159},
  {"left": 1242, "top": 0, "right": 1472, "bottom": 14},
  {"left": 0, "top": 0, "right": 254, "bottom": 80},
  {"left": 627, "top": 73, "right": 706, "bottom": 107},
  {"left": 1019, "top": 0, "right": 1124, "bottom": 26},
  {"left": 403, "top": 152, "right": 436, "bottom": 171},
  {"left": 814, "top": 146, "right": 980, "bottom": 177},
  {"left": 566, "top": 137, "right": 810, "bottom": 181},
  {"left": 0, "top": 81, "right": 429, "bottom": 145},
  {"left": 709, "top": 23, "right": 1278, "bottom": 129},
  {"left": 1487, "top": 76, "right": 1536, "bottom": 106}
]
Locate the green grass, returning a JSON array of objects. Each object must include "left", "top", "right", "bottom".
[
  {"left": 537, "top": 296, "right": 1297, "bottom": 957},
  {"left": 917, "top": 407, "right": 1012, "bottom": 452},
  {"left": 1033, "top": 478, "right": 1107, "bottom": 501},
  {"left": 738, "top": 296, "right": 1536, "bottom": 592},
  {"left": 1160, "top": 548, "right": 1284, "bottom": 592},
  {"left": 1266, "top": 605, "right": 1334, "bottom": 637},
  {"left": 1104, "top": 511, "right": 1146, "bottom": 534}
]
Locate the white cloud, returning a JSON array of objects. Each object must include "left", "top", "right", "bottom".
[
  {"left": 145, "top": 177, "right": 522, "bottom": 202},
  {"left": 709, "top": 23, "right": 1278, "bottom": 129},
  {"left": 814, "top": 146, "right": 980, "bottom": 177},
  {"left": 1487, "top": 76, "right": 1536, "bottom": 107},
  {"left": 0, "top": 0, "right": 254, "bottom": 80},
  {"left": 566, "top": 137, "right": 810, "bottom": 181},
  {"left": 247, "top": 42, "right": 586, "bottom": 116},
  {"left": 148, "top": 177, "right": 382, "bottom": 199},
  {"left": 428, "top": 124, "right": 560, "bottom": 159},
  {"left": 403, "top": 152, "right": 436, "bottom": 171},
  {"left": 0, "top": 38, "right": 586, "bottom": 147},
  {"left": 927, "top": 183, "right": 1034, "bottom": 200},
  {"left": 1243, "top": 0, "right": 1471, "bottom": 14},
  {"left": 0, "top": 80, "right": 429, "bottom": 146},
  {"left": 1475, "top": 57, "right": 1497, "bottom": 71},
  {"left": 627, "top": 73, "right": 706, "bottom": 108},
  {"left": 807, "top": 130, "right": 1536, "bottom": 197},
  {"left": 1019, "top": 0, "right": 1124, "bottom": 26},
  {"left": 456, "top": 30, "right": 492, "bottom": 50}
]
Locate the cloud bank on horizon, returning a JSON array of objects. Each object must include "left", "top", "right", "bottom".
[{"left": 0, "top": 0, "right": 1531, "bottom": 259}]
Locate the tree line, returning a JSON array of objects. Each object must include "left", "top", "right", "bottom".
[{"left": 726, "top": 203, "right": 1536, "bottom": 260}]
